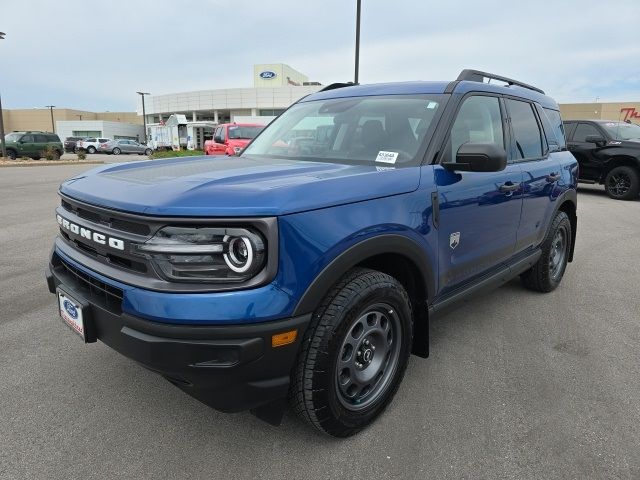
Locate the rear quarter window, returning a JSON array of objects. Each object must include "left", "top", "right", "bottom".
[
  {"left": 46, "top": 134, "right": 60, "bottom": 142},
  {"left": 542, "top": 108, "right": 566, "bottom": 149}
]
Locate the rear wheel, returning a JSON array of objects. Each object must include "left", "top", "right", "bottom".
[
  {"left": 112, "top": 147, "right": 121, "bottom": 155},
  {"left": 604, "top": 166, "right": 639, "bottom": 200},
  {"left": 521, "top": 210, "right": 571, "bottom": 292},
  {"left": 144, "top": 148, "right": 152, "bottom": 156},
  {"left": 290, "top": 268, "right": 413, "bottom": 437}
]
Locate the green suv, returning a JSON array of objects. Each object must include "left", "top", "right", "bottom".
[{"left": 4, "top": 131, "right": 63, "bottom": 160}]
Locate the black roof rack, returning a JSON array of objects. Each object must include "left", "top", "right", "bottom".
[
  {"left": 457, "top": 69, "right": 545, "bottom": 95},
  {"left": 319, "top": 82, "right": 357, "bottom": 92}
]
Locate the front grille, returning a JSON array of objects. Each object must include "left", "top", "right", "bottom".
[
  {"left": 53, "top": 253, "right": 123, "bottom": 314},
  {"left": 61, "top": 199, "right": 150, "bottom": 236}
]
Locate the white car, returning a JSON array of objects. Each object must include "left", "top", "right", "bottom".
[{"left": 76, "top": 137, "right": 111, "bottom": 154}]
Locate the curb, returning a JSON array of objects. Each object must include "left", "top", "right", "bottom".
[{"left": 0, "top": 160, "right": 104, "bottom": 168}]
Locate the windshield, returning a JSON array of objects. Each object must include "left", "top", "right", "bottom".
[
  {"left": 228, "top": 126, "right": 264, "bottom": 140},
  {"left": 5, "top": 133, "right": 22, "bottom": 142},
  {"left": 600, "top": 122, "right": 640, "bottom": 141},
  {"left": 243, "top": 94, "right": 446, "bottom": 166}
]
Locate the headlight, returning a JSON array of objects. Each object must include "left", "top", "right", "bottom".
[{"left": 134, "top": 226, "right": 266, "bottom": 283}]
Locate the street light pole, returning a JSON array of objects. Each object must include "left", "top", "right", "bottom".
[
  {"left": 45, "top": 105, "right": 56, "bottom": 133},
  {"left": 354, "top": 0, "right": 361, "bottom": 84},
  {"left": 0, "top": 32, "right": 6, "bottom": 158},
  {"left": 136, "top": 91, "right": 150, "bottom": 144}
]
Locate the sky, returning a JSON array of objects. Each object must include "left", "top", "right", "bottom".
[{"left": 1, "top": 0, "right": 639, "bottom": 112}]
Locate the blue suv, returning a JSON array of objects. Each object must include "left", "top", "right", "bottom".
[{"left": 46, "top": 70, "right": 578, "bottom": 437}]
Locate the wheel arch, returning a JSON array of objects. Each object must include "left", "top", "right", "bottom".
[
  {"left": 599, "top": 155, "right": 640, "bottom": 183},
  {"left": 554, "top": 191, "right": 577, "bottom": 262},
  {"left": 292, "top": 234, "right": 435, "bottom": 357}
]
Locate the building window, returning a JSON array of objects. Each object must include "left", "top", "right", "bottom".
[
  {"left": 259, "top": 109, "right": 285, "bottom": 116},
  {"left": 72, "top": 130, "right": 101, "bottom": 137}
]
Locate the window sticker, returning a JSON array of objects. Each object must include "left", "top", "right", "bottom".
[
  {"left": 375, "top": 151, "right": 398, "bottom": 164},
  {"left": 427, "top": 101, "right": 438, "bottom": 109},
  {"left": 376, "top": 166, "right": 395, "bottom": 171}
]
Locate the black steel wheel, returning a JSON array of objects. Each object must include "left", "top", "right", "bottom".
[
  {"left": 604, "top": 166, "right": 639, "bottom": 200},
  {"left": 290, "top": 268, "right": 413, "bottom": 437},
  {"left": 521, "top": 210, "right": 571, "bottom": 292}
]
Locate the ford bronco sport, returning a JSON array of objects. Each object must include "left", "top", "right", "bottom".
[
  {"left": 5, "top": 131, "right": 63, "bottom": 160},
  {"left": 46, "top": 70, "right": 578, "bottom": 437}
]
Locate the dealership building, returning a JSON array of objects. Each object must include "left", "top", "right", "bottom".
[{"left": 136, "top": 64, "right": 322, "bottom": 126}]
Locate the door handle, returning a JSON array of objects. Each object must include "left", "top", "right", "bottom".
[
  {"left": 499, "top": 182, "right": 520, "bottom": 193},
  {"left": 546, "top": 173, "right": 561, "bottom": 182}
]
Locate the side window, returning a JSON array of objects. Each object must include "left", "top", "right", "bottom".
[
  {"left": 506, "top": 99, "right": 543, "bottom": 160},
  {"left": 563, "top": 122, "right": 576, "bottom": 141},
  {"left": 445, "top": 95, "right": 504, "bottom": 162},
  {"left": 21, "top": 135, "right": 34, "bottom": 143},
  {"left": 542, "top": 108, "right": 566, "bottom": 148},
  {"left": 573, "top": 123, "right": 601, "bottom": 143},
  {"left": 214, "top": 127, "right": 223, "bottom": 141},
  {"left": 34, "top": 134, "right": 48, "bottom": 143}
]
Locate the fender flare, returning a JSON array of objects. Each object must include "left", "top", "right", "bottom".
[
  {"left": 292, "top": 234, "right": 436, "bottom": 317},
  {"left": 550, "top": 188, "right": 577, "bottom": 262}
]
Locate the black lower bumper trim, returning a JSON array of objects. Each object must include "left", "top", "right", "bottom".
[{"left": 47, "top": 263, "right": 311, "bottom": 414}]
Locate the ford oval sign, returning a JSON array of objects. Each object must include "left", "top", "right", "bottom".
[
  {"left": 259, "top": 71, "right": 277, "bottom": 79},
  {"left": 63, "top": 299, "right": 78, "bottom": 319}
]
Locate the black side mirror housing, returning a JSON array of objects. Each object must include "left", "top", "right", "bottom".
[
  {"left": 584, "top": 134, "right": 606, "bottom": 147},
  {"left": 443, "top": 143, "right": 507, "bottom": 173}
]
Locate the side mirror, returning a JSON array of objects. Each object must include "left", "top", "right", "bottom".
[
  {"left": 584, "top": 134, "right": 606, "bottom": 147},
  {"left": 443, "top": 143, "right": 507, "bottom": 173},
  {"left": 214, "top": 135, "right": 223, "bottom": 144}
]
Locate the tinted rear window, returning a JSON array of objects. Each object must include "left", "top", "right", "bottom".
[
  {"left": 542, "top": 108, "right": 566, "bottom": 148},
  {"left": 46, "top": 134, "right": 60, "bottom": 142}
]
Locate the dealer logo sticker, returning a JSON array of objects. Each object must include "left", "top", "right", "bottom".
[
  {"left": 450, "top": 232, "right": 460, "bottom": 250},
  {"left": 259, "top": 70, "right": 277, "bottom": 79}
]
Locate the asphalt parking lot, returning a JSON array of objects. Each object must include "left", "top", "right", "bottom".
[{"left": 0, "top": 163, "right": 638, "bottom": 480}]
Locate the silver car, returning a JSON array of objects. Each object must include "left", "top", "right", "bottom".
[{"left": 99, "top": 139, "right": 153, "bottom": 156}]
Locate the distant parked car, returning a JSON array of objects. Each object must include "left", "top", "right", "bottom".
[
  {"left": 4, "top": 131, "right": 63, "bottom": 159},
  {"left": 99, "top": 139, "right": 153, "bottom": 156},
  {"left": 76, "top": 137, "right": 111, "bottom": 154},
  {"left": 204, "top": 123, "right": 264, "bottom": 156},
  {"left": 64, "top": 136, "right": 85, "bottom": 153}
]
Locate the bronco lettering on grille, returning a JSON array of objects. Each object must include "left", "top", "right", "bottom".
[{"left": 56, "top": 214, "right": 125, "bottom": 251}]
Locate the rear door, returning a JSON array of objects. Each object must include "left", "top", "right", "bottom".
[
  {"left": 566, "top": 122, "right": 606, "bottom": 181},
  {"left": 434, "top": 94, "right": 524, "bottom": 294},
  {"left": 506, "top": 98, "right": 562, "bottom": 253},
  {"left": 34, "top": 134, "right": 49, "bottom": 156}
]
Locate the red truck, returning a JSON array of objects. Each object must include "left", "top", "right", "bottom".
[{"left": 204, "top": 123, "right": 264, "bottom": 156}]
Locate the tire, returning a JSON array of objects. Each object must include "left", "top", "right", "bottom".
[
  {"left": 32, "top": 155, "right": 41, "bottom": 160},
  {"left": 54, "top": 150, "right": 61, "bottom": 159},
  {"left": 521, "top": 211, "right": 571, "bottom": 293},
  {"left": 604, "top": 166, "right": 640, "bottom": 200},
  {"left": 87, "top": 146, "right": 96, "bottom": 154},
  {"left": 6, "top": 150, "right": 17, "bottom": 160},
  {"left": 290, "top": 268, "right": 413, "bottom": 437},
  {"left": 112, "top": 147, "right": 121, "bottom": 155},
  {"left": 144, "top": 149, "right": 152, "bottom": 156},
  {"left": 73, "top": 147, "right": 79, "bottom": 154}
]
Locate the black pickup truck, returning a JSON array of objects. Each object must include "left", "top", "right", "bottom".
[{"left": 564, "top": 120, "right": 640, "bottom": 200}]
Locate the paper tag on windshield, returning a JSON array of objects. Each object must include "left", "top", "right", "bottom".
[{"left": 376, "top": 151, "right": 398, "bottom": 164}]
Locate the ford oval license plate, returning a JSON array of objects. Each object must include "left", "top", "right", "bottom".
[{"left": 58, "top": 290, "right": 86, "bottom": 341}]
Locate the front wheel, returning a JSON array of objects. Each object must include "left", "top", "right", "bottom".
[
  {"left": 144, "top": 148, "right": 152, "bottom": 156},
  {"left": 112, "top": 147, "right": 121, "bottom": 155},
  {"left": 290, "top": 268, "right": 413, "bottom": 437},
  {"left": 87, "top": 146, "right": 96, "bottom": 154},
  {"left": 604, "top": 166, "right": 639, "bottom": 200},
  {"left": 521, "top": 210, "right": 571, "bottom": 292}
]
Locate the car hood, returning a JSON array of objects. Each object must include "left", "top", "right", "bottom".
[{"left": 59, "top": 155, "right": 420, "bottom": 216}]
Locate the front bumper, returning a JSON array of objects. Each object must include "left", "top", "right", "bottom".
[{"left": 46, "top": 257, "right": 310, "bottom": 413}]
